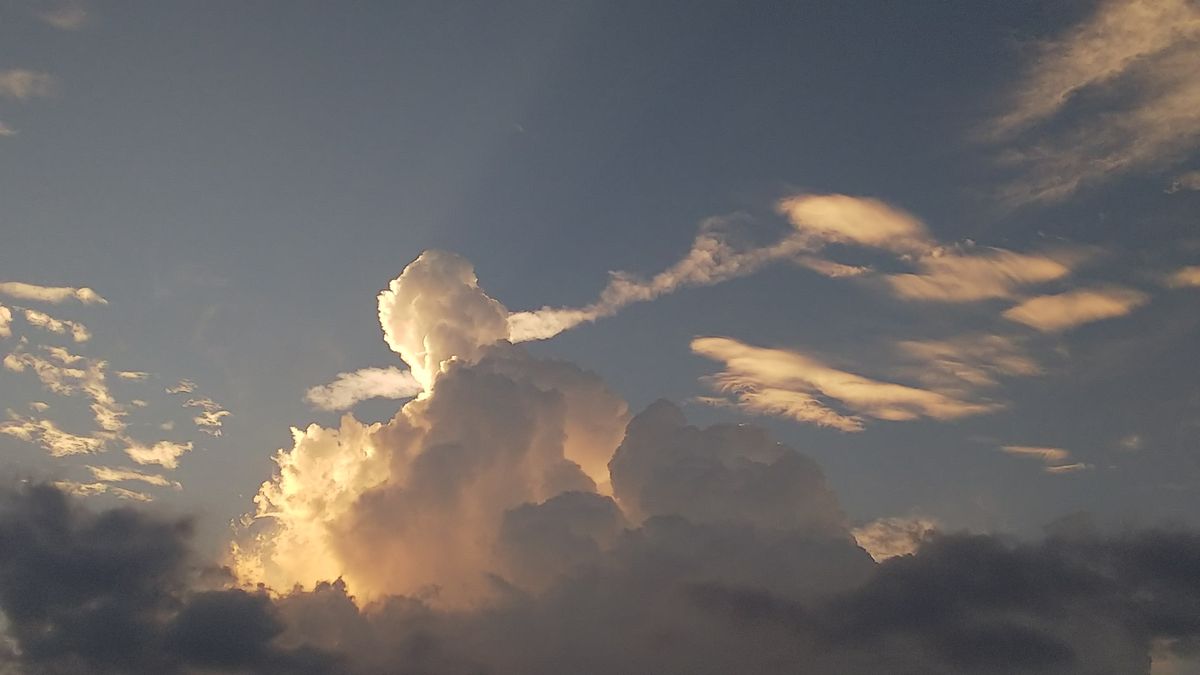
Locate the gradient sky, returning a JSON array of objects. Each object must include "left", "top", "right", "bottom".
[
  {"left": 4, "top": 1, "right": 1200, "bottom": 672},
  {"left": 3, "top": 5, "right": 1200, "bottom": 671},
  {"left": 4, "top": 0, "right": 1200, "bottom": 549}
]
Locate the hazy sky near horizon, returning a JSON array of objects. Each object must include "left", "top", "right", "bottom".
[{"left": 2, "top": 0, "right": 1200, "bottom": 557}]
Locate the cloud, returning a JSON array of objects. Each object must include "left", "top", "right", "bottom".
[
  {"left": 851, "top": 516, "right": 941, "bottom": 561},
  {"left": 379, "top": 250, "right": 510, "bottom": 390},
  {"left": 988, "top": 0, "right": 1200, "bottom": 204},
  {"left": 35, "top": 2, "right": 88, "bottom": 30},
  {"left": 165, "top": 379, "right": 195, "bottom": 394},
  {"left": 0, "top": 70, "right": 55, "bottom": 101},
  {"left": 2, "top": 345, "right": 126, "bottom": 434},
  {"left": 508, "top": 215, "right": 813, "bottom": 342},
  {"left": 124, "top": 440, "right": 193, "bottom": 469},
  {"left": 0, "top": 281, "right": 104, "bottom": 304},
  {"left": 778, "top": 193, "right": 933, "bottom": 255},
  {"left": 0, "top": 414, "right": 104, "bottom": 456},
  {"left": 894, "top": 333, "right": 1041, "bottom": 393},
  {"left": 0, "top": 121, "right": 16, "bottom": 137},
  {"left": 1000, "top": 445, "right": 1091, "bottom": 475},
  {"left": 53, "top": 479, "right": 152, "bottom": 502},
  {"left": 1003, "top": 287, "right": 1149, "bottom": 332},
  {"left": 184, "top": 398, "right": 229, "bottom": 436},
  {"left": 86, "top": 465, "right": 181, "bottom": 490},
  {"left": 1166, "top": 266, "right": 1200, "bottom": 288},
  {"left": 304, "top": 367, "right": 421, "bottom": 411},
  {"left": 1166, "top": 170, "right": 1200, "bottom": 193},
  {"left": 0, "top": 306, "right": 10, "bottom": 338},
  {"left": 0, "top": 483, "right": 338, "bottom": 673},
  {"left": 692, "top": 336, "right": 999, "bottom": 431},
  {"left": 20, "top": 308, "right": 90, "bottom": 342},
  {"left": 884, "top": 248, "right": 1074, "bottom": 302}
]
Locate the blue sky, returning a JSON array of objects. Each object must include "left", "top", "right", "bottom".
[{"left": 2, "top": 0, "right": 1200, "bottom": 557}]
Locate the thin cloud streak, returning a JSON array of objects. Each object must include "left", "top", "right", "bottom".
[
  {"left": 1003, "top": 287, "right": 1149, "bottom": 332},
  {"left": 305, "top": 366, "right": 421, "bottom": 411},
  {"left": 0, "top": 281, "right": 106, "bottom": 305}
]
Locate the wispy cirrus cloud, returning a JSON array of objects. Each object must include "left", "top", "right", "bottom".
[
  {"left": 883, "top": 248, "right": 1076, "bottom": 303},
  {"left": 1166, "top": 170, "right": 1200, "bottom": 193},
  {"left": 692, "top": 336, "right": 999, "bottom": 432},
  {"left": 1002, "top": 287, "right": 1149, "bottom": 332},
  {"left": 0, "top": 414, "right": 104, "bottom": 456},
  {"left": 35, "top": 3, "right": 88, "bottom": 30},
  {"left": 0, "top": 282, "right": 106, "bottom": 305},
  {"left": 894, "top": 333, "right": 1041, "bottom": 395},
  {"left": 86, "top": 465, "right": 181, "bottom": 490},
  {"left": 184, "top": 397, "right": 229, "bottom": 436},
  {"left": 987, "top": 0, "right": 1200, "bottom": 205}
]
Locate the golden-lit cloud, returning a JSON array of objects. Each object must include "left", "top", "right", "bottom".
[
  {"left": 851, "top": 515, "right": 940, "bottom": 562},
  {"left": 124, "top": 439, "right": 193, "bottom": 469},
  {"left": 1166, "top": 266, "right": 1200, "bottom": 288},
  {"left": 895, "top": 333, "right": 1041, "bottom": 393},
  {"left": 20, "top": 308, "right": 90, "bottom": 342},
  {"left": 52, "top": 480, "right": 152, "bottom": 502},
  {"left": 86, "top": 465, "right": 181, "bottom": 490},
  {"left": 184, "top": 397, "right": 229, "bottom": 436},
  {"left": 884, "top": 248, "right": 1074, "bottom": 302},
  {"left": 692, "top": 336, "right": 999, "bottom": 431},
  {"left": 1000, "top": 445, "right": 1090, "bottom": 475},
  {"left": 1002, "top": 287, "right": 1149, "bottom": 332},
  {"left": 0, "top": 415, "right": 104, "bottom": 456},
  {"left": 0, "top": 281, "right": 105, "bottom": 304},
  {"left": 305, "top": 366, "right": 421, "bottom": 411},
  {"left": 0, "top": 305, "right": 10, "bottom": 338},
  {"left": 988, "top": 0, "right": 1200, "bottom": 204},
  {"left": 778, "top": 193, "right": 933, "bottom": 255}
]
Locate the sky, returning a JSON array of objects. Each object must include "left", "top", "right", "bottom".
[{"left": 2, "top": 1, "right": 1200, "bottom": 673}]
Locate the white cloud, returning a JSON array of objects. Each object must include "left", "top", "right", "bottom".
[
  {"left": 305, "top": 367, "right": 421, "bottom": 411},
  {"left": 0, "top": 282, "right": 104, "bottom": 305},
  {"left": 1003, "top": 287, "right": 1149, "bottom": 332},
  {"left": 0, "top": 305, "right": 10, "bottom": 338},
  {"left": 778, "top": 193, "right": 933, "bottom": 255},
  {"left": 0, "top": 70, "right": 55, "bottom": 101},
  {"left": 692, "top": 336, "right": 999, "bottom": 431},
  {"left": 989, "top": 0, "right": 1200, "bottom": 204},
  {"left": 124, "top": 440, "right": 193, "bottom": 469}
]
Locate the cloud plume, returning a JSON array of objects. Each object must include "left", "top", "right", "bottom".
[{"left": 304, "top": 367, "right": 421, "bottom": 411}]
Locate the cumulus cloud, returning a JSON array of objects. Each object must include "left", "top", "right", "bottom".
[
  {"left": 851, "top": 515, "right": 941, "bottom": 561},
  {"left": 0, "top": 306, "right": 10, "bottom": 338},
  {"left": 0, "top": 281, "right": 105, "bottom": 305},
  {"left": 0, "top": 70, "right": 55, "bottom": 101},
  {"left": 378, "top": 250, "right": 510, "bottom": 390},
  {"left": 304, "top": 367, "right": 421, "bottom": 411},
  {"left": 1003, "top": 287, "right": 1150, "bottom": 332},
  {"left": 988, "top": 0, "right": 1200, "bottom": 204},
  {"left": 692, "top": 336, "right": 999, "bottom": 432},
  {"left": 1166, "top": 266, "right": 1200, "bottom": 288}
]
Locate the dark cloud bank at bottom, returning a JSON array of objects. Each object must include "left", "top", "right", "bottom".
[{"left": 2, "top": 403, "right": 1200, "bottom": 674}]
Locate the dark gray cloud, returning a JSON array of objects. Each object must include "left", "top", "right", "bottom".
[{"left": 0, "top": 482, "right": 338, "bottom": 674}]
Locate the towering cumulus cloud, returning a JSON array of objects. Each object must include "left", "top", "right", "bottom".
[{"left": 4, "top": 250, "right": 1200, "bottom": 673}]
